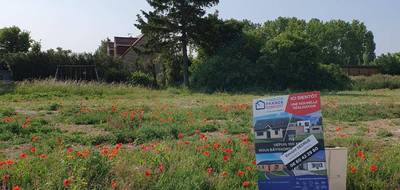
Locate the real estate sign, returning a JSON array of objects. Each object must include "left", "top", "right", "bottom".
[{"left": 253, "top": 91, "right": 329, "bottom": 190}]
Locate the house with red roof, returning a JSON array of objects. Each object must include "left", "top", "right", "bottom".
[{"left": 106, "top": 34, "right": 162, "bottom": 77}]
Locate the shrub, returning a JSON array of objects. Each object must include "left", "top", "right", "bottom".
[
  {"left": 191, "top": 55, "right": 256, "bottom": 92},
  {"left": 316, "top": 64, "right": 351, "bottom": 90},
  {"left": 48, "top": 103, "right": 61, "bottom": 111},
  {"left": 374, "top": 52, "right": 400, "bottom": 75},
  {"left": 128, "top": 71, "right": 154, "bottom": 87},
  {"left": 351, "top": 74, "right": 400, "bottom": 90}
]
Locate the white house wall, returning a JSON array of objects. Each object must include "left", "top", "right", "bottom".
[
  {"left": 255, "top": 132, "right": 267, "bottom": 139},
  {"left": 269, "top": 129, "right": 283, "bottom": 139}
]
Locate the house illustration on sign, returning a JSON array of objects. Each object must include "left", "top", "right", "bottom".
[
  {"left": 254, "top": 118, "right": 290, "bottom": 140},
  {"left": 294, "top": 155, "right": 326, "bottom": 172},
  {"left": 257, "top": 160, "right": 286, "bottom": 172},
  {"left": 254, "top": 116, "right": 323, "bottom": 141}
]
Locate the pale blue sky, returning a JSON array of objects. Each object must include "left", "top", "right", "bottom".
[{"left": 1, "top": 0, "right": 399, "bottom": 55}]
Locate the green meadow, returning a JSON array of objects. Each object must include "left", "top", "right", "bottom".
[{"left": 1, "top": 80, "right": 400, "bottom": 189}]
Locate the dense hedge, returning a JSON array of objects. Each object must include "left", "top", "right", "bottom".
[{"left": 1, "top": 50, "right": 125, "bottom": 82}]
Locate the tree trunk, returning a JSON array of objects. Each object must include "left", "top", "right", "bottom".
[{"left": 182, "top": 34, "right": 189, "bottom": 87}]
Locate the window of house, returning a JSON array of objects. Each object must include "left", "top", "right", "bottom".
[
  {"left": 305, "top": 122, "right": 310, "bottom": 126},
  {"left": 274, "top": 165, "right": 280, "bottom": 170},
  {"left": 274, "top": 130, "right": 279, "bottom": 135},
  {"left": 256, "top": 132, "right": 264, "bottom": 136}
]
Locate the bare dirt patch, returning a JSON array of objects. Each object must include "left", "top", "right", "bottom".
[
  {"left": 0, "top": 143, "right": 30, "bottom": 159},
  {"left": 54, "top": 124, "right": 110, "bottom": 136},
  {"left": 326, "top": 118, "right": 400, "bottom": 143}
]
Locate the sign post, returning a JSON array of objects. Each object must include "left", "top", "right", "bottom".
[{"left": 253, "top": 91, "right": 329, "bottom": 190}]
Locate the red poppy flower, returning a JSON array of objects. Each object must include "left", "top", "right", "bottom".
[
  {"left": 63, "top": 179, "right": 71, "bottom": 187},
  {"left": 67, "top": 147, "right": 74, "bottom": 154},
  {"left": 242, "top": 181, "right": 250, "bottom": 188},
  {"left": 30, "top": 147, "right": 36, "bottom": 153},
  {"left": 184, "top": 141, "right": 190, "bottom": 145},
  {"left": 178, "top": 133, "right": 184, "bottom": 140},
  {"left": 241, "top": 138, "right": 249, "bottom": 144},
  {"left": 223, "top": 148, "right": 233, "bottom": 154},
  {"left": 203, "top": 151, "right": 210, "bottom": 157},
  {"left": 12, "top": 185, "right": 21, "bottom": 190},
  {"left": 111, "top": 104, "right": 117, "bottom": 113},
  {"left": 31, "top": 136, "right": 39, "bottom": 142},
  {"left": 101, "top": 147, "right": 109, "bottom": 156},
  {"left": 2, "top": 174, "right": 10, "bottom": 182},
  {"left": 158, "top": 163, "right": 164, "bottom": 172},
  {"left": 145, "top": 169, "right": 152, "bottom": 177},
  {"left": 76, "top": 149, "right": 90, "bottom": 158},
  {"left": 357, "top": 150, "right": 365, "bottom": 160},
  {"left": 236, "top": 170, "right": 245, "bottom": 177},
  {"left": 115, "top": 143, "right": 122, "bottom": 149},
  {"left": 39, "top": 154, "right": 48, "bottom": 159},
  {"left": 335, "top": 127, "right": 342, "bottom": 132},
  {"left": 19, "top": 153, "right": 28, "bottom": 159},
  {"left": 199, "top": 134, "right": 208, "bottom": 141},
  {"left": 370, "top": 165, "right": 378, "bottom": 172},
  {"left": 207, "top": 167, "right": 213, "bottom": 175},
  {"left": 5, "top": 160, "right": 14, "bottom": 165},
  {"left": 213, "top": 143, "right": 220, "bottom": 150},
  {"left": 252, "top": 160, "right": 257, "bottom": 165},
  {"left": 223, "top": 155, "right": 229, "bottom": 161},
  {"left": 1, "top": 116, "right": 14, "bottom": 123},
  {"left": 22, "top": 117, "right": 30, "bottom": 128},
  {"left": 220, "top": 171, "right": 228, "bottom": 177},
  {"left": 350, "top": 165, "right": 357, "bottom": 173},
  {"left": 245, "top": 166, "right": 253, "bottom": 171},
  {"left": 111, "top": 179, "right": 118, "bottom": 188}
]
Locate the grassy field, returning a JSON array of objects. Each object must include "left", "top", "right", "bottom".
[{"left": 1, "top": 80, "right": 400, "bottom": 189}]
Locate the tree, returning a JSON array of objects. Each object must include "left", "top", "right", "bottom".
[
  {"left": 363, "top": 31, "right": 376, "bottom": 64},
  {"left": 0, "top": 26, "right": 31, "bottom": 54},
  {"left": 375, "top": 52, "right": 400, "bottom": 75},
  {"left": 261, "top": 32, "right": 320, "bottom": 89},
  {"left": 136, "top": 0, "right": 219, "bottom": 87}
]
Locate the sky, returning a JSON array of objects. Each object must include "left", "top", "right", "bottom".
[{"left": 1, "top": 0, "right": 399, "bottom": 55}]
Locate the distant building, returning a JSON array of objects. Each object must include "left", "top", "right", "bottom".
[
  {"left": 106, "top": 35, "right": 162, "bottom": 76},
  {"left": 341, "top": 65, "right": 380, "bottom": 76}
]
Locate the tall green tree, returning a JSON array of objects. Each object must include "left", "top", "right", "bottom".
[
  {"left": 136, "top": 0, "right": 219, "bottom": 87},
  {"left": 0, "top": 26, "right": 31, "bottom": 54}
]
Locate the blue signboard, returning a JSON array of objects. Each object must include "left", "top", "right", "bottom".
[{"left": 252, "top": 92, "right": 329, "bottom": 190}]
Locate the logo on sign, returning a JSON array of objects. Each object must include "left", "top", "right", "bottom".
[{"left": 255, "top": 100, "right": 266, "bottom": 110}]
